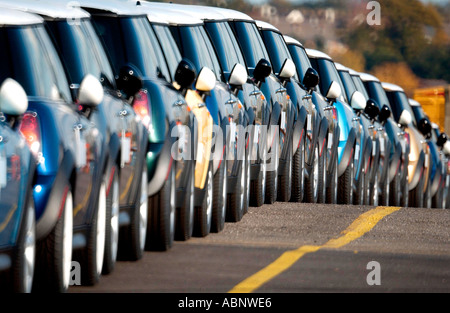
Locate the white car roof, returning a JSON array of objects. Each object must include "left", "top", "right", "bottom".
[
  {"left": 334, "top": 62, "right": 349, "bottom": 72},
  {"left": 75, "top": 0, "right": 144, "bottom": 16},
  {"left": 133, "top": 1, "right": 203, "bottom": 25},
  {"left": 0, "top": 7, "right": 43, "bottom": 26},
  {"left": 382, "top": 82, "right": 405, "bottom": 93},
  {"left": 359, "top": 72, "right": 380, "bottom": 83},
  {"left": 255, "top": 20, "right": 280, "bottom": 32},
  {"left": 408, "top": 98, "right": 421, "bottom": 107},
  {"left": 0, "top": 0, "right": 90, "bottom": 20},
  {"left": 283, "top": 35, "right": 303, "bottom": 47},
  {"left": 305, "top": 48, "right": 333, "bottom": 61}
]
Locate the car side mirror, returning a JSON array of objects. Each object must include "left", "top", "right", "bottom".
[
  {"left": 253, "top": 58, "right": 272, "bottom": 83},
  {"left": 302, "top": 67, "right": 319, "bottom": 92},
  {"left": 325, "top": 81, "right": 341, "bottom": 100},
  {"left": 378, "top": 105, "right": 391, "bottom": 124},
  {"left": 364, "top": 99, "right": 380, "bottom": 120},
  {"left": 437, "top": 133, "right": 448, "bottom": 148},
  {"left": 117, "top": 65, "right": 143, "bottom": 99},
  {"left": 78, "top": 74, "right": 104, "bottom": 107},
  {"left": 350, "top": 91, "right": 366, "bottom": 111},
  {"left": 195, "top": 67, "right": 216, "bottom": 92},
  {"left": 398, "top": 110, "right": 412, "bottom": 127},
  {"left": 229, "top": 63, "right": 247, "bottom": 87},
  {"left": 0, "top": 78, "right": 28, "bottom": 116},
  {"left": 174, "top": 59, "right": 197, "bottom": 91},
  {"left": 418, "top": 118, "right": 432, "bottom": 139},
  {"left": 278, "top": 58, "right": 296, "bottom": 79}
]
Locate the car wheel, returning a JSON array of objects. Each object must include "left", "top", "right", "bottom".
[
  {"left": 34, "top": 186, "right": 73, "bottom": 292},
  {"left": 211, "top": 159, "right": 227, "bottom": 233},
  {"left": 305, "top": 142, "right": 319, "bottom": 203},
  {"left": 290, "top": 133, "right": 304, "bottom": 203},
  {"left": 8, "top": 191, "right": 36, "bottom": 293},
  {"left": 409, "top": 171, "right": 424, "bottom": 208},
  {"left": 265, "top": 140, "right": 279, "bottom": 204},
  {"left": 103, "top": 167, "right": 120, "bottom": 272},
  {"left": 353, "top": 162, "right": 365, "bottom": 206},
  {"left": 119, "top": 164, "right": 148, "bottom": 260},
  {"left": 227, "top": 158, "right": 245, "bottom": 222},
  {"left": 146, "top": 164, "right": 175, "bottom": 251},
  {"left": 338, "top": 153, "right": 354, "bottom": 205},
  {"left": 326, "top": 151, "right": 338, "bottom": 204},
  {"left": 370, "top": 169, "right": 379, "bottom": 206},
  {"left": 317, "top": 140, "right": 327, "bottom": 204},
  {"left": 390, "top": 163, "right": 402, "bottom": 206},
  {"left": 277, "top": 145, "right": 292, "bottom": 202},
  {"left": 194, "top": 162, "right": 213, "bottom": 236},
  {"left": 243, "top": 148, "right": 251, "bottom": 214},
  {"left": 176, "top": 160, "right": 195, "bottom": 240},
  {"left": 250, "top": 141, "right": 267, "bottom": 207}
]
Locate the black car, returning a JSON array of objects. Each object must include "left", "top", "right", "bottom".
[{"left": 78, "top": 0, "right": 196, "bottom": 249}]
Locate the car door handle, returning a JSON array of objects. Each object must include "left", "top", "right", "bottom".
[
  {"left": 352, "top": 117, "right": 360, "bottom": 122},
  {"left": 173, "top": 100, "right": 185, "bottom": 107},
  {"left": 250, "top": 90, "right": 262, "bottom": 97},
  {"left": 302, "top": 95, "right": 312, "bottom": 101},
  {"left": 324, "top": 106, "right": 333, "bottom": 111},
  {"left": 226, "top": 99, "right": 237, "bottom": 105},
  {"left": 276, "top": 87, "right": 287, "bottom": 94}
]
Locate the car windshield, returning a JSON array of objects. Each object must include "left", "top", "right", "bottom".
[
  {"left": 151, "top": 23, "right": 182, "bottom": 83},
  {"left": 170, "top": 24, "right": 222, "bottom": 82},
  {"left": 387, "top": 90, "right": 417, "bottom": 126},
  {"left": 351, "top": 75, "right": 369, "bottom": 100},
  {"left": 91, "top": 15, "right": 170, "bottom": 80},
  {"left": 364, "top": 81, "right": 391, "bottom": 110},
  {"left": 309, "top": 57, "right": 346, "bottom": 102},
  {"left": 204, "top": 21, "right": 247, "bottom": 77},
  {"left": 338, "top": 70, "right": 357, "bottom": 102},
  {"left": 287, "top": 44, "right": 311, "bottom": 82},
  {"left": 229, "top": 21, "right": 270, "bottom": 75},
  {"left": 0, "top": 25, "right": 71, "bottom": 103},
  {"left": 46, "top": 19, "right": 115, "bottom": 89},
  {"left": 260, "top": 30, "right": 298, "bottom": 81}
]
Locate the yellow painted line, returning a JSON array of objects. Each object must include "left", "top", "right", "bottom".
[
  {"left": 228, "top": 206, "right": 401, "bottom": 293},
  {"left": 0, "top": 204, "right": 17, "bottom": 232}
]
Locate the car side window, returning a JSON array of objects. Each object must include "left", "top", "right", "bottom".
[{"left": 152, "top": 24, "right": 182, "bottom": 83}]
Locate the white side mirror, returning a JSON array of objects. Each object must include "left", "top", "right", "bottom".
[
  {"left": 399, "top": 110, "right": 412, "bottom": 126},
  {"left": 279, "top": 58, "right": 296, "bottom": 79},
  {"left": 78, "top": 74, "right": 104, "bottom": 107},
  {"left": 326, "top": 81, "right": 341, "bottom": 100},
  {"left": 350, "top": 91, "right": 366, "bottom": 110},
  {"left": 444, "top": 141, "right": 450, "bottom": 155},
  {"left": 229, "top": 63, "right": 247, "bottom": 86},
  {"left": 0, "top": 78, "right": 28, "bottom": 116},
  {"left": 195, "top": 67, "right": 216, "bottom": 92}
]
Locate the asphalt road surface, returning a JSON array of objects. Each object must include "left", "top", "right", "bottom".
[{"left": 70, "top": 202, "right": 450, "bottom": 294}]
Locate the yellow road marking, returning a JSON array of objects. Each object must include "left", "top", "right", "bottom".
[
  {"left": 228, "top": 206, "right": 401, "bottom": 293},
  {"left": 0, "top": 204, "right": 17, "bottom": 232}
]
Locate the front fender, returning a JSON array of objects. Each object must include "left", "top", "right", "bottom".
[
  {"left": 292, "top": 105, "right": 307, "bottom": 156},
  {"left": 338, "top": 128, "right": 356, "bottom": 178}
]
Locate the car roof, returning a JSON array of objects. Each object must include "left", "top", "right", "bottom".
[
  {"left": 334, "top": 62, "right": 349, "bottom": 72},
  {"left": 359, "top": 72, "right": 380, "bottom": 83},
  {"left": 0, "top": 0, "right": 90, "bottom": 20},
  {"left": 0, "top": 7, "right": 43, "bottom": 26},
  {"left": 283, "top": 35, "right": 303, "bottom": 47},
  {"left": 133, "top": 1, "right": 203, "bottom": 26},
  {"left": 75, "top": 0, "right": 144, "bottom": 16},
  {"left": 382, "top": 82, "right": 405, "bottom": 93},
  {"left": 305, "top": 48, "right": 333, "bottom": 61},
  {"left": 408, "top": 98, "right": 421, "bottom": 107},
  {"left": 255, "top": 20, "right": 280, "bottom": 32}
]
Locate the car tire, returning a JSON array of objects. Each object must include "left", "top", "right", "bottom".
[
  {"left": 119, "top": 164, "right": 148, "bottom": 260},
  {"left": 146, "top": 164, "right": 175, "bottom": 251},
  {"left": 290, "top": 133, "right": 304, "bottom": 203},
  {"left": 305, "top": 142, "right": 319, "bottom": 203},
  {"left": 194, "top": 162, "right": 213, "bottom": 236},
  {"left": 338, "top": 153, "right": 354, "bottom": 205},
  {"left": 176, "top": 160, "right": 195, "bottom": 240},
  {"left": 277, "top": 146, "right": 292, "bottom": 202},
  {"left": 317, "top": 140, "right": 327, "bottom": 204},
  {"left": 34, "top": 186, "right": 73, "bottom": 292},
  {"left": 353, "top": 162, "right": 365, "bottom": 206},
  {"left": 211, "top": 159, "right": 227, "bottom": 233},
  {"left": 265, "top": 140, "right": 279, "bottom": 204},
  {"left": 326, "top": 151, "right": 338, "bottom": 204},
  {"left": 227, "top": 159, "right": 245, "bottom": 222},
  {"left": 250, "top": 142, "right": 267, "bottom": 207},
  {"left": 243, "top": 148, "right": 251, "bottom": 214},
  {"left": 409, "top": 171, "right": 424, "bottom": 208},
  {"left": 103, "top": 167, "right": 119, "bottom": 273}
]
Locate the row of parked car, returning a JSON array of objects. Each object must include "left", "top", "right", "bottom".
[{"left": 1, "top": 0, "right": 449, "bottom": 293}]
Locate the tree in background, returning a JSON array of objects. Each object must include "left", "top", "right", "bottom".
[{"left": 372, "top": 62, "right": 420, "bottom": 97}]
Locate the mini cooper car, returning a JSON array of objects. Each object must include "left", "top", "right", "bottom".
[
  {"left": 283, "top": 35, "right": 340, "bottom": 204},
  {"left": 0, "top": 7, "right": 105, "bottom": 292},
  {"left": 306, "top": 49, "right": 364, "bottom": 205},
  {"left": 335, "top": 63, "right": 374, "bottom": 206},
  {"left": 359, "top": 72, "right": 408, "bottom": 206},
  {"left": 78, "top": 0, "right": 196, "bottom": 249},
  {"left": 383, "top": 82, "right": 430, "bottom": 208},
  {"left": 0, "top": 79, "right": 36, "bottom": 293}
]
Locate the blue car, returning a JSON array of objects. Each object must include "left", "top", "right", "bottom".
[
  {"left": 0, "top": 8, "right": 105, "bottom": 292},
  {"left": 0, "top": 79, "right": 36, "bottom": 293},
  {"left": 284, "top": 36, "right": 340, "bottom": 204},
  {"left": 306, "top": 49, "right": 363, "bottom": 205}
]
